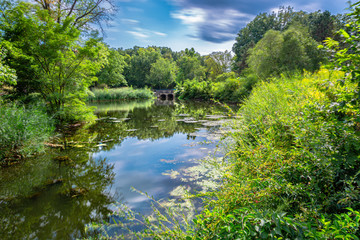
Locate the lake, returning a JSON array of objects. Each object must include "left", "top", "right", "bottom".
[{"left": 0, "top": 99, "right": 236, "bottom": 239}]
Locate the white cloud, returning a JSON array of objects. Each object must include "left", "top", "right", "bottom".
[
  {"left": 127, "top": 31, "right": 149, "bottom": 38},
  {"left": 171, "top": 8, "right": 206, "bottom": 25},
  {"left": 121, "top": 18, "right": 140, "bottom": 25}
]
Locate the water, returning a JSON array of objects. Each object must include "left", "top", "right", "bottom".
[{"left": 0, "top": 100, "right": 236, "bottom": 239}]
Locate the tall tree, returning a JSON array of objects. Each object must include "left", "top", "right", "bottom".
[
  {"left": 176, "top": 55, "right": 205, "bottom": 82},
  {"left": 1, "top": 3, "right": 108, "bottom": 121},
  {"left": 247, "top": 26, "right": 322, "bottom": 78},
  {"left": 126, "top": 47, "right": 161, "bottom": 88},
  {"left": 147, "top": 58, "right": 177, "bottom": 89},
  {"left": 97, "top": 48, "right": 127, "bottom": 88}
]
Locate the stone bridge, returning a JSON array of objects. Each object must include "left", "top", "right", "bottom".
[{"left": 154, "top": 89, "right": 175, "bottom": 100}]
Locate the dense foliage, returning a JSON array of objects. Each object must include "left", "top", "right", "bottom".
[
  {"left": 0, "top": 101, "right": 54, "bottom": 164},
  {"left": 232, "top": 6, "right": 346, "bottom": 73},
  {"left": 247, "top": 26, "right": 323, "bottom": 78}
]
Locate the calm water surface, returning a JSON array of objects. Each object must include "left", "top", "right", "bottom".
[{"left": 0, "top": 100, "right": 236, "bottom": 239}]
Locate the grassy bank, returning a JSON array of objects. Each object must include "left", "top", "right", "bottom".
[
  {"left": 0, "top": 102, "right": 54, "bottom": 165},
  {"left": 88, "top": 87, "right": 154, "bottom": 101},
  {"left": 191, "top": 69, "right": 360, "bottom": 239}
]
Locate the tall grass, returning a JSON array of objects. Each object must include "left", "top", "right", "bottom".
[
  {"left": 88, "top": 87, "right": 154, "bottom": 101},
  {"left": 0, "top": 102, "right": 54, "bottom": 164},
  {"left": 192, "top": 69, "right": 360, "bottom": 238}
]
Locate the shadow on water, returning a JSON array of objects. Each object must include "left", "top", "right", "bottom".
[{"left": 0, "top": 99, "right": 238, "bottom": 239}]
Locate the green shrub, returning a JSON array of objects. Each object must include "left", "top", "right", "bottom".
[
  {"left": 177, "top": 79, "right": 212, "bottom": 100},
  {"left": 88, "top": 87, "right": 154, "bottom": 101},
  {"left": 0, "top": 102, "right": 54, "bottom": 164},
  {"left": 213, "top": 74, "right": 258, "bottom": 102}
]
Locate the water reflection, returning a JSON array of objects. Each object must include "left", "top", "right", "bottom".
[{"left": 0, "top": 99, "right": 236, "bottom": 239}]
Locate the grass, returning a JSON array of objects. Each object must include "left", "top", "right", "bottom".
[
  {"left": 0, "top": 101, "right": 54, "bottom": 165},
  {"left": 88, "top": 87, "right": 154, "bottom": 101}
]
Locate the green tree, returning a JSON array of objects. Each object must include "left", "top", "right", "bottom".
[
  {"left": 1, "top": 3, "right": 108, "bottom": 122},
  {"left": 147, "top": 57, "right": 177, "bottom": 89},
  {"left": 176, "top": 55, "right": 205, "bottom": 83},
  {"left": 232, "top": 12, "right": 281, "bottom": 73},
  {"left": 248, "top": 26, "right": 322, "bottom": 78},
  {"left": 205, "top": 51, "right": 233, "bottom": 81},
  {"left": 324, "top": 1, "right": 360, "bottom": 103},
  {"left": 30, "top": 0, "right": 115, "bottom": 31},
  {"left": 0, "top": 48, "right": 16, "bottom": 87},
  {"left": 126, "top": 47, "right": 161, "bottom": 88},
  {"left": 232, "top": 7, "right": 345, "bottom": 73},
  {"left": 97, "top": 48, "right": 127, "bottom": 88}
]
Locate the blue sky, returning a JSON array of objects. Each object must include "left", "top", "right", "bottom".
[{"left": 104, "top": 0, "right": 349, "bottom": 54}]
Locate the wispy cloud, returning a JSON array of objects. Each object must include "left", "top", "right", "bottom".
[
  {"left": 121, "top": 18, "right": 140, "bottom": 25},
  {"left": 127, "top": 28, "right": 167, "bottom": 39},
  {"left": 168, "top": 0, "right": 348, "bottom": 43},
  {"left": 127, "top": 30, "right": 149, "bottom": 39}
]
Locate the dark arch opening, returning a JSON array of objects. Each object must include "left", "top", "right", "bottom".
[
  {"left": 167, "top": 94, "right": 174, "bottom": 100},
  {"left": 160, "top": 94, "right": 167, "bottom": 100}
]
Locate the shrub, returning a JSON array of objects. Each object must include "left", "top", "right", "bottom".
[
  {"left": 177, "top": 79, "right": 212, "bottom": 100},
  {"left": 0, "top": 101, "right": 54, "bottom": 164}
]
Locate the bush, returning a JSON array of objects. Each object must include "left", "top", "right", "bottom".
[
  {"left": 177, "top": 79, "right": 212, "bottom": 100},
  {"left": 192, "top": 68, "right": 360, "bottom": 238},
  {"left": 0, "top": 102, "right": 54, "bottom": 164},
  {"left": 88, "top": 87, "right": 154, "bottom": 101}
]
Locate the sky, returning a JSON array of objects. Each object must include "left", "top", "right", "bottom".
[{"left": 103, "top": 0, "right": 349, "bottom": 54}]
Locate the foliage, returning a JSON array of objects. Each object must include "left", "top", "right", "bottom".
[
  {"left": 88, "top": 87, "right": 154, "bottom": 101},
  {"left": 147, "top": 57, "right": 177, "bottom": 89},
  {"left": 324, "top": 1, "right": 360, "bottom": 104},
  {"left": 204, "top": 51, "right": 232, "bottom": 81},
  {"left": 176, "top": 55, "right": 205, "bottom": 83},
  {"left": 190, "top": 69, "right": 360, "bottom": 238},
  {"left": 28, "top": 0, "right": 115, "bottom": 31},
  {"left": 97, "top": 49, "right": 127, "bottom": 88},
  {"left": 0, "top": 2, "right": 109, "bottom": 122},
  {"left": 0, "top": 48, "right": 16, "bottom": 87},
  {"left": 0, "top": 101, "right": 54, "bottom": 164},
  {"left": 125, "top": 47, "right": 161, "bottom": 88},
  {"left": 212, "top": 74, "right": 258, "bottom": 102},
  {"left": 247, "top": 26, "right": 323, "bottom": 78},
  {"left": 177, "top": 79, "right": 212, "bottom": 100},
  {"left": 232, "top": 7, "right": 346, "bottom": 73}
]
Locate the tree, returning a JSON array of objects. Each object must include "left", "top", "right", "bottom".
[
  {"left": 324, "top": 1, "right": 360, "bottom": 103},
  {"left": 247, "top": 26, "right": 322, "bottom": 78},
  {"left": 232, "top": 7, "right": 346, "bottom": 73},
  {"left": 1, "top": 3, "right": 108, "bottom": 122},
  {"left": 147, "top": 58, "right": 177, "bottom": 89},
  {"left": 176, "top": 55, "right": 205, "bottom": 83},
  {"left": 0, "top": 48, "right": 16, "bottom": 87},
  {"left": 29, "top": 0, "right": 115, "bottom": 31},
  {"left": 126, "top": 47, "right": 161, "bottom": 88},
  {"left": 205, "top": 51, "right": 233, "bottom": 80},
  {"left": 232, "top": 12, "right": 281, "bottom": 73},
  {"left": 97, "top": 49, "right": 127, "bottom": 88}
]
